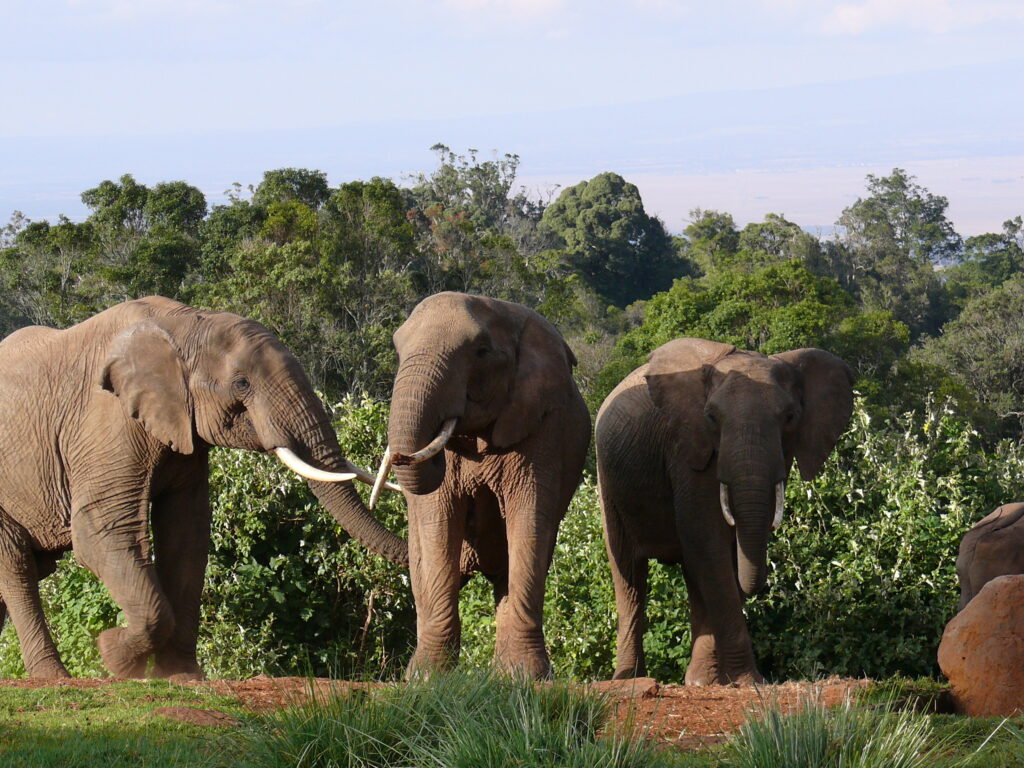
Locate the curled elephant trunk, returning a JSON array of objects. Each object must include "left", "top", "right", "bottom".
[
  {"left": 391, "top": 418, "right": 457, "bottom": 466},
  {"left": 372, "top": 419, "right": 457, "bottom": 507},
  {"left": 388, "top": 361, "right": 462, "bottom": 495}
]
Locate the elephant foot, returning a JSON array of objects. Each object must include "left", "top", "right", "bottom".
[
  {"left": 494, "top": 652, "right": 552, "bottom": 681},
  {"left": 26, "top": 659, "right": 71, "bottom": 680},
  {"left": 406, "top": 648, "right": 457, "bottom": 680},
  {"left": 684, "top": 658, "right": 720, "bottom": 687},
  {"left": 97, "top": 628, "right": 149, "bottom": 678},
  {"left": 152, "top": 661, "right": 206, "bottom": 682},
  {"left": 611, "top": 662, "right": 645, "bottom": 681},
  {"left": 721, "top": 668, "right": 764, "bottom": 686}
]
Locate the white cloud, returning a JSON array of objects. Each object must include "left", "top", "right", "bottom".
[{"left": 821, "top": 0, "right": 1024, "bottom": 34}]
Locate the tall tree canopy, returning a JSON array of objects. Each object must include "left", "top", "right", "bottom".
[{"left": 541, "top": 172, "right": 686, "bottom": 307}]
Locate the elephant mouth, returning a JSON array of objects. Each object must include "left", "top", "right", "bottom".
[
  {"left": 369, "top": 417, "right": 458, "bottom": 508},
  {"left": 719, "top": 481, "right": 786, "bottom": 530}
]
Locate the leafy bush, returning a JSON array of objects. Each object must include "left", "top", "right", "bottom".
[{"left": 747, "top": 397, "right": 1024, "bottom": 680}]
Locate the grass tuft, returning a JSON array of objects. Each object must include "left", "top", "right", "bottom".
[{"left": 233, "top": 668, "right": 685, "bottom": 768}]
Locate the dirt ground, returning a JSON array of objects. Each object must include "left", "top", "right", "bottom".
[{"left": 0, "top": 674, "right": 868, "bottom": 746}]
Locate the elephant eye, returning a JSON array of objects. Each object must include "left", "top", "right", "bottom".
[
  {"left": 475, "top": 347, "right": 489, "bottom": 358},
  {"left": 233, "top": 377, "right": 252, "bottom": 396},
  {"left": 704, "top": 411, "right": 718, "bottom": 425}
]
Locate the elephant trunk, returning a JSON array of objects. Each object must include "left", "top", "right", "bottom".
[
  {"left": 278, "top": 394, "right": 409, "bottom": 567},
  {"left": 388, "top": 359, "right": 463, "bottom": 496},
  {"left": 721, "top": 471, "right": 775, "bottom": 598}
]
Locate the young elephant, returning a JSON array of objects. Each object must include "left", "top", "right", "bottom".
[
  {"left": 956, "top": 503, "right": 1024, "bottom": 611},
  {"left": 372, "top": 292, "right": 590, "bottom": 679},
  {"left": 0, "top": 296, "right": 406, "bottom": 679},
  {"left": 597, "top": 338, "right": 853, "bottom": 685}
]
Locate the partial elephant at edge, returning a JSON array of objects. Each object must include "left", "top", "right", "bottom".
[
  {"left": 596, "top": 337, "right": 854, "bottom": 686},
  {"left": 956, "top": 502, "right": 1024, "bottom": 612}
]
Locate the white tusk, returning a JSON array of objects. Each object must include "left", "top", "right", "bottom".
[
  {"left": 720, "top": 483, "right": 736, "bottom": 527},
  {"left": 275, "top": 447, "right": 356, "bottom": 483},
  {"left": 369, "top": 447, "right": 394, "bottom": 510},
  {"left": 393, "top": 418, "right": 457, "bottom": 465},
  {"left": 345, "top": 460, "right": 401, "bottom": 493},
  {"left": 772, "top": 481, "right": 785, "bottom": 530}
]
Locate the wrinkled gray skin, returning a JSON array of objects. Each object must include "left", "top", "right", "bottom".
[
  {"left": 387, "top": 292, "right": 590, "bottom": 679},
  {"left": 0, "top": 297, "right": 406, "bottom": 680},
  {"left": 956, "top": 503, "right": 1024, "bottom": 611},
  {"left": 597, "top": 338, "right": 852, "bottom": 685}
]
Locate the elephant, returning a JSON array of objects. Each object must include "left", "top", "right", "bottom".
[
  {"left": 956, "top": 503, "right": 1024, "bottom": 611},
  {"left": 0, "top": 296, "right": 406, "bottom": 680},
  {"left": 370, "top": 292, "right": 590, "bottom": 679},
  {"left": 596, "top": 338, "right": 853, "bottom": 685}
]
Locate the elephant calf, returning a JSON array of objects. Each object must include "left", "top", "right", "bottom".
[
  {"left": 956, "top": 503, "right": 1024, "bottom": 611},
  {"left": 0, "top": 296, "right": 405, "bottom": 679},
  {"left": 597, "top": 338, "right": 853, "bottom": 685}
]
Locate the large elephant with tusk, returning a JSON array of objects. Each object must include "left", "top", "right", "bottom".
[
  {"left": 0, "top": 296, "right": 406, "bottom": 680},
  {"left": 371, "top": 292, "right": 590, "bottom": 679},
  {"left": 596, "top": 338, "right": 852, "bottom": 685}
]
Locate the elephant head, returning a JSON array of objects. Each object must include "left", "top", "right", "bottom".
[
  {"left": 376, "top": 292, "right": 576, "bottom": 497},
  {"left": 99, "top": 297, "right": 407, "bottom": 565},
  {"left": 645, "top": 338, "right": 852, "bottom": 596}
]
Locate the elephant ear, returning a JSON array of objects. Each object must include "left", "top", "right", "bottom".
[
  {"left": 644, "top": 338, "right": 735, "bottom": 471},
  {"left": 100, "top": 322, "right": 195, "bottom": 455},
  {"left": 771, "top": 348, "right": 853, "bottom": 480},
  {"left": 491, "top": 313, "right": 576, "bottom": 449}
]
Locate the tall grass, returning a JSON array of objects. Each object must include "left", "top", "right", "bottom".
[
  {"left": 232, "top": 669, "right": 686, "bottom": 768},
  {"left": 724, "top": 691, "right": 997, "bottom": 768}
]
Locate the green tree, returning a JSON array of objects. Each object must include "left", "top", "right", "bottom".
[
  {"left": 914, "top": 276, "right": 1024, "bottom": 435},
  {"left": 541, "top": 172, "right": 686, "bottom": 307},
  {"left": 837, "top": 169, "right": 961, "bottom": 336},
  {"left": 943, "top": 216, "right": 1024, "bottom": 311},
  {"left": 252, "top": 168, "right": 331, "bottom": 210}
]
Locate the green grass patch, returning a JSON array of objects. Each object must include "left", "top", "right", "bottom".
[{"left": 0, "top": 681, "right": 246, "bottom": 768}]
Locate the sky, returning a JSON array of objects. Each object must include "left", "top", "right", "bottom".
[{"left": 2, "top": 0, "right": 1023, "bottom": 235}]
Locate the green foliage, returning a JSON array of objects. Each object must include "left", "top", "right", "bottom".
[
  {"left": 837, "top": 168, "right": 960, "bottom": 337},
  {"left": 746, "top": 397, "right": 1024, "bottom": 680},
  {"left": 913, "top": 277, "right": 1024, "bottom": 435},
  {"left": 235, "top": 669, "right": 685, "bottom": 768},
  {"left": 590, "top": 261, "right": 858, "bottom": 410},
  {"left": 542, "top": 171, "right": 688, "bottom": 307}
]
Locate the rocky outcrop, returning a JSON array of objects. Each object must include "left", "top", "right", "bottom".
[{"left": 938, "top": 574, "right": 1024, "bottom": 716}]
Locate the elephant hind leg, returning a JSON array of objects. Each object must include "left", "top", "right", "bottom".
[
  {"left": 0, "top": 509, "right": 68, "bottom": 678},
  {"left": 72, "top": 502, "right": 175, "bottom": 679},
  {"left": 602, "top": 498, "right": 649, "bottom": 681}
]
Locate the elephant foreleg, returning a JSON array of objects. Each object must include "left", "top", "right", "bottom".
[
  {"left": 682, "top": 571, "right": 719, "bottom": 685},
  {"left": 406, "top": 493, "right": 467, "bottom": 678},
  {"left": 0, "top": 507, "right": 68, "bottom": 678},
  {"left": 493, "top": 484, "right": 562, "bottom": 680},
  {"left": 150, "top": 478, "right": 210, "bottom": 681}
]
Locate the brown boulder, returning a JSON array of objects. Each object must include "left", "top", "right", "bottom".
[{"left": 938, "top": 573, "right": 1024, "bottom": 716}]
